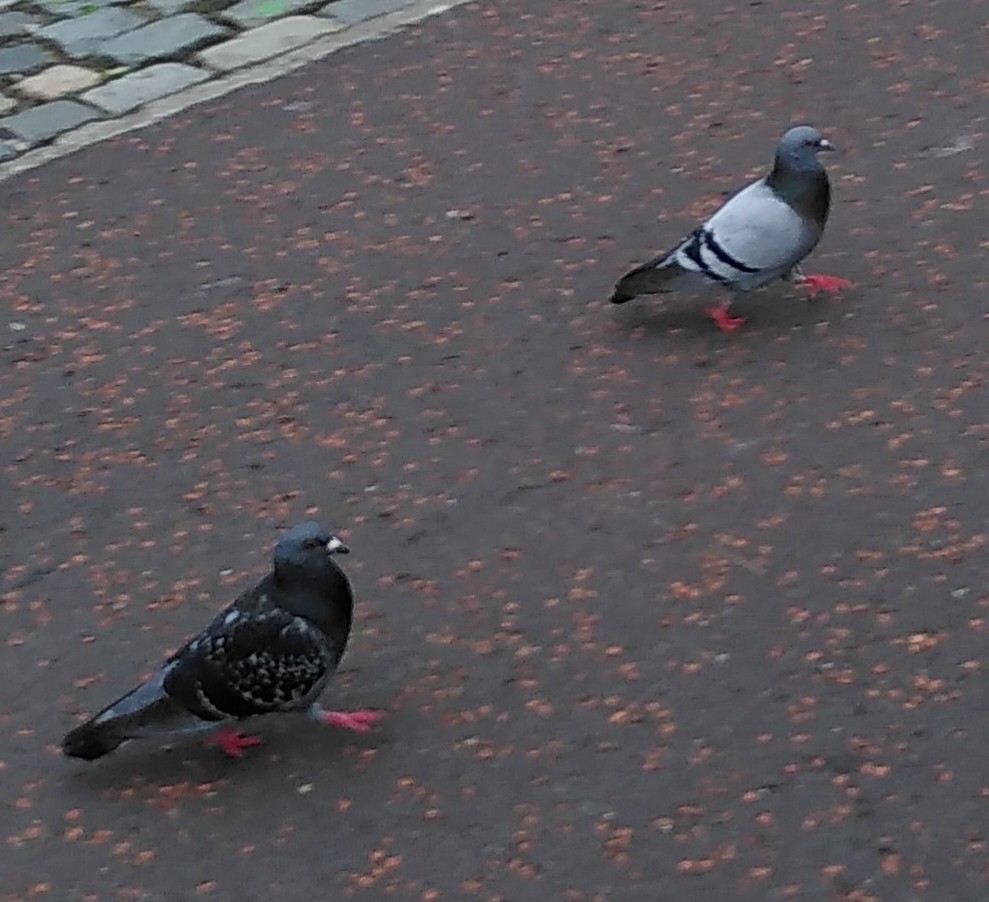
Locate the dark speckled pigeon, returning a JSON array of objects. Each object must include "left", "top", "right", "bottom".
[
  {"left": 610, "top": 125, "right": 852, "bottom": 332},
  {"left": 63, "top": 522, "right": 381, "bottom": 761}
]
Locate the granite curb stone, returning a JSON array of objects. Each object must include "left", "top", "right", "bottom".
[
  {"left": 82, "top": 61, "right": 208, "bottom": 113},
  {"left": 97, "top": 13, "right": 230, "bottom": 66},
  {"left": 39, "top": 8, "right": 146, "bottom": 58},
  {"left": 143, "top": 0, "right": 214, "bottom": 14},
  {"left": 0, "top": 98, "right": 97, "bottom": 143},
  {"left": 318, "top": 0, "right": 416, "bottom": 25},
  {"left": 223, "top": 0, "right": 323, "bottom": 28},
  {"left": 0, "top": 42, "right": 54, "bottom": 74},
  {"left": 0, "top": 10, "right": 35, "bottom": 37},
  {"left": 197, "top": 15, "right": 340, "bottom": 71},
  {"left": 34, "top": 0, "right": 126, "bottom": 15},
  {"left": 14, "top": 63, "right": 101, "bottom": 99}
]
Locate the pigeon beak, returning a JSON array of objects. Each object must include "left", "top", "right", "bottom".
[
  {"left": 818, "top": 138, "right": 835, "bottom": 152},
  {"left": 326, "top": 536, "right": 350, "bottom": 555}
]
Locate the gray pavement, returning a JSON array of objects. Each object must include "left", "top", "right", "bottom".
[{"left": 2, "top": 0, "right": 989, "bottom": 899}]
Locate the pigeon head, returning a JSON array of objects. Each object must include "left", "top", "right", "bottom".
[
  {"left": 776, "top": 126, "right": 834, "bottom": 169},
  {"left": 274, "top": 521, "right": 349, "bottom": 575},
  {"left": 272, "top": 521, "right": 355, "bottom": 649}
]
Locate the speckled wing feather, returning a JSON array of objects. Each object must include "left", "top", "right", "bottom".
[{"left": 162, "top": 603, "right": 336, "bottom": 721}]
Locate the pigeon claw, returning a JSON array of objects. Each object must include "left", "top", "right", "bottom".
[
  {"left": 797, "top": 274, "right": 853, "bottom": 299},
  {"left": 319, "top": 709, "right": 384, "bottom": 733},
  {"left": 207, "top": 727, "right": 264, "bottom": 758},
  {"left": 706, "top": 305, "right": 746, "bottom": 333}
]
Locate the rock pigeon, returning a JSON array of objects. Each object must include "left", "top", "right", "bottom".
[
  {"left": 610, "top": 125, "right": 852, "bottom": 331},
  {"left": 62, "top": 522, "right": 382, "bottom": 760}
]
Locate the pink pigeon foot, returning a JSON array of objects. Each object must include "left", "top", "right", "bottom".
[
  {"left": 207, "top": 726, "right": 264, "bottom": 758},
  {"left": 797, "top": 274, "right": 853, "bottom": 299},
  {"left": 706, "top": 305, "right": 746, "bottom": 333},
  {"left": 319, "top": 709, "right": 384, "bottom": 733}
]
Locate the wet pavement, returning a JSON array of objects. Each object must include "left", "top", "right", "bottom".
[{"left": 1, "top": 0, "right": 989, "bottom": 898}]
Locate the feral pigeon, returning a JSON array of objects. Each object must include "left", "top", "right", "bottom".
[
  {"left": 610, "top": 125, "right": 852, "bottom": 331},
  {"left": 62, "top": 522, "right": 382, "bottom": 760}
]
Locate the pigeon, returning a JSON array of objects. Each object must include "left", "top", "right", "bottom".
[
  {"left": 610, "top": 125, "right": 852, "bottom": 332},
  {"left": 62, "top": 521, "right": 382, "bottom": 761}
]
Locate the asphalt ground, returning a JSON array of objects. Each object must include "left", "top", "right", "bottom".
[{"left": 2, "top": 0, "right": 989, "bottom": 899}]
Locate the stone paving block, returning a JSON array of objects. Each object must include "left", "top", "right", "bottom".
[
  {"left": 145, "top": 0, "right": 237, "bottom": 13},
  {"left": 33, "top": 0, "right": 128, "bottom": 14},
  {"left": 0, "top": 11, "right": 37, "bottom": 39},
  {"left": 96, "top": 14, "right": 230, "bottom": 66},
  {"left": 0, "top": 99, "right": 98, "bottom": 145},
  {"left": 221, "top": 0, "right": 323, "bottom": 29},
  {"left": 81, "top": 62, "right": 209, "bottom": 114},
  {"left": 319, "top": 0, "right": 415, "bottom": 26},
  {"left": 15, "top": 64, "right": 101, "bottom": 100},
  {"left": 143, "top": 0, "right": 196, "bottom": 14},
  {"left": 0, "top": 139, "right": 16, "bottom": 161},
  {"left": 40, "top": 8, "right": 145, "bottom": 59},
  {"left": 0, "top": 93, "right": 15, "bottom": 114},
  {"left": 198, "top": 16, "right": 340, "bottom": 71},
  {"left": 0, "top": 43, "right": 54, "bottom": 76}
]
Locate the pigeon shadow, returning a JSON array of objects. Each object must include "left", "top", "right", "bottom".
[
  {"left": 610, "top": 301, "right": 717, "bottom": 337},
  {"left": 606, "top": 291, "right": 843, "bottom": 340},
  {"left": 60, "top": 715, "right": 387, "bottom": 797}
]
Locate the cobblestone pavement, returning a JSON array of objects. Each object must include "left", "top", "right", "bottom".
[{"left": 0, "top": 0, "right": 462, "bottom": 166}]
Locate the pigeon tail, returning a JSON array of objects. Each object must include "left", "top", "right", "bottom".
[
  {"left": 610, "top": 255, "right": 681, "bottom": 303},
  {"left": 62, "top": 720, "right": 129, "bottom": 760},
  {"left": 62, "top": 670, "right": 199, "bottom": 760}
]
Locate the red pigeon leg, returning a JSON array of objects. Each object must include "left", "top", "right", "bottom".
[
  {"left": 207, "top": 726, "right": 264, "bottom": 758},
  {"left": 797, "top": 274, "right": 853, "bottom": 299},
  {"left": 705, "top": 303, "right": 746, "bottom": 333},
  {"left": 318, "top": 709, "right": 384, "bottom": 733}
]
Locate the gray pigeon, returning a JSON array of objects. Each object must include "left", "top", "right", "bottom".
[
  {"left": 62, "top": 522, "right": 381, "bottom": 760},
  {"left": 610, "top": 125, "right": 851, "bottom": 331}
]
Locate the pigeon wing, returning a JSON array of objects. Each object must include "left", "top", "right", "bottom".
[
  {"left": 163, "top": 606, "right": 333, "bottom": 721},
  {"left": 673, "top": 180, "right": 823, "bottom": 291}
]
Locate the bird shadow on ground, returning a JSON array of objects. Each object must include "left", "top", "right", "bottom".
[
  {"left": 606, "top": 293, "right": 840, "bottom": 340},
  {"left": 58, "top": 720, "right": 382, "bottom": 796},
  {"left": 607, "top": 302, "right": 712, "bottom": 336}
]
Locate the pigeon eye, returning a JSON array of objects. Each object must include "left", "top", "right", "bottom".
[{"left": 302, "top": 538, "right": 323, "bottom": 549}]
